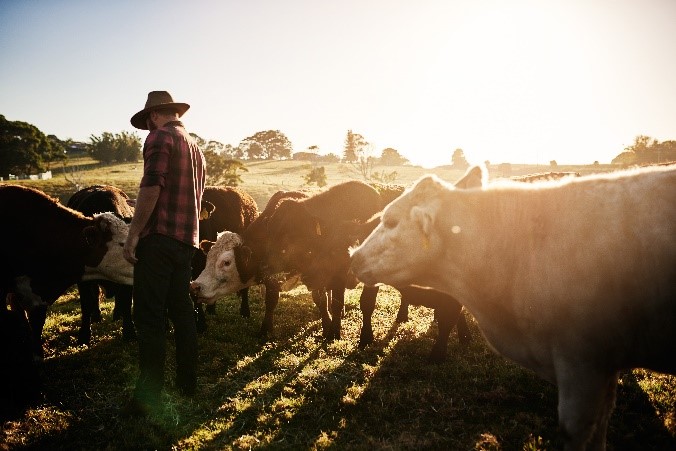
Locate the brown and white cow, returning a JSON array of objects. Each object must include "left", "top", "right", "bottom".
[
  {"left": 350, "top": 165, "right": 676, "bottom": 450},
  {"left": 191, "top": 190, "right": 310, "bottom": 339},
  {"left": 192, "top": 186, "right": 259, "bottom": 331},
  {"left": 1, "top": 184, "right": 133, "bottom": 357},
  {"left": 67, "top": 184, "right": 136, "bottom": 345}
]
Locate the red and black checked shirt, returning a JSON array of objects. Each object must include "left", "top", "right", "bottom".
[{"left": 139, "top": 121, "right": 206, "bottom": 247}]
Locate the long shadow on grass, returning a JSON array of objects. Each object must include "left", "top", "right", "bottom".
[
  {"left": 329, "top": 312, "right": 676, "bottom": 450},
  {"left": 606, "top": 370, "right": 676, "bottom": 449}
]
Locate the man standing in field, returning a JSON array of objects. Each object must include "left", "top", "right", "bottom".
[{"left": 122, "top": 91, "right": 206, "bottom": 416}]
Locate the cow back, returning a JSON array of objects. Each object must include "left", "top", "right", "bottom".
[{"left": 67, "top": 185, "right": 134, "bottom": 219}]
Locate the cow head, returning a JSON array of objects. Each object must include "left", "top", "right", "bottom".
[
  {"left": 350, "top": 166, "right": 484, "bottom": 287},
  {"left": 7, "top": 275, "right": 46, "bottom": 312},
  {"left": 81, "top": 212, "right": 134, "bottom": 284},
  {"left": 190, "top": 231, "right": 254, "bottom": 304}
]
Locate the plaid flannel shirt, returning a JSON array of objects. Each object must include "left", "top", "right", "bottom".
[{"left": 139, "top": 121, "right": 205, "bottom": 247}]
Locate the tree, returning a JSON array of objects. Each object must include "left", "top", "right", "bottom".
[
  {"left": 451, "top": 148, "right": 469, "bottom": 170},
  {"left": 239, "top": 130, "right": 292, "bottom": 160},
  {"left": 203, "top": 149, "right": 248, "bottom": 186},
  {"left": 612, "top": 135, "right": 676, "bottom": 166},
  {"left": 88, "top": 131, "right": 141, "bottom": 164},
  {"left": 116, "top": 131, "right": 142, "bottom": 162},
  {"left": 190, "top": 133, "right": 207, "bottom": 150},
  {"left": 343, "top": 130, "right": 368, "bottom": 163},
  {"left": 303, "top": 166, "right": 327, "bottom": 187},
  {"left": 0, "top": 115, "right": 61, "bottom": 178},
  {"left": 89, "top": 132, "right": 116, "bottom": 164},
  {"left": 379, "top": 147, "right": 408, "bottom": 166},
  {"left": 627, "top": 135, "right": 656, "bottom": 165},
  {"left": 45, "top": 135, "right": 67, "bottom": 169}
]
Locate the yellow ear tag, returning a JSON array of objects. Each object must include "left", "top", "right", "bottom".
[{"left": 315, "top": 222, "right": 322, "bottom": 236}]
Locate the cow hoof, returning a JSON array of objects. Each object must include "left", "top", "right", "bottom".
[
  {"left": 77, "top": 329, "right": 91, "bottom": 346},
  {"left": 196, "top": 320, "right": 207, "bottom": 334},
  {"left": 395, "top": 313, "right": 409, "bottom": 323},
  {"left": 427, "top": 351, "right": 446, "bottom": 364},
  {"left": 324, "top": 329, "right": 341, "bottom": 341},
  {"left": 123, "top": 328, "right": 137, "bottom": 342},
  {"left": 358, "top": 331, "right": 374, "bottom": 349}
]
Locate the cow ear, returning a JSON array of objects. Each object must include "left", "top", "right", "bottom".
[
  {"left": 455, "top": 166, "right": 485, "bottom": 189},
  {"left": 200, "top": 200, "right": 216, "bottom": 220},
  {"left": 83, "top": 225, "right": 103, "bottom": 248},
  {"left": 200, "top": 240, "right": 215, "bottom": 255},
  {"left": 410, "top": 205, "right": 433, "bottom": 237}
]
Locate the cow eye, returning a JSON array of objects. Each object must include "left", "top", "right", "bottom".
[{"left": 220, "top": 260, "right": 231, "bottom": 268}]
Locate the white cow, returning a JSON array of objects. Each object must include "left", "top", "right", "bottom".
[{"left": 350, "top": 165, "right": 676, "bottom": 450}]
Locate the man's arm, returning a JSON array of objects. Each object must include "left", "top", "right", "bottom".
[{"left": 123, "top": 185, "right": 161, "bottom": 264}]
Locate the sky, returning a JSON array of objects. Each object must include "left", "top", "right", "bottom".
[{"left": 1, "top": 0, "right": 675, "bottom": 168}]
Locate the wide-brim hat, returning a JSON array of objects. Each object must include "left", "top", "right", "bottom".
[{"left": 130, "top": 91, "right": 190, "bottom": 130}]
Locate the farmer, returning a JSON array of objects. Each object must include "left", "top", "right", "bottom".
[{"left": 123, "top": 90, "right": 206, "bottom": 416}]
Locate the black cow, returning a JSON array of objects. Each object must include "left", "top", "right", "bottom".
[{"left": 0, "top": 184, "right": 133, "bottom": 358}]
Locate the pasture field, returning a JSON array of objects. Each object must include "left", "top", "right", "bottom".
[{"left": 3, "top": 159, "right": 674, "bottom": 450}]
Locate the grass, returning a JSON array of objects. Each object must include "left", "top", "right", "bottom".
[
  {"left": 3, "top": 159, "right": 674, "bottom": 450},
  {"left": 3, "top": 285, "right": 675, "bottom": 450}
]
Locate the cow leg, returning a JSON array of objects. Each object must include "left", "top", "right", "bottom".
[
  {"left": 358, "top": 285, "right": 379, "bottom": 349},
  {"left": 260, "top": 280, "right": 280, "bottom": 340},
  {"left": 428, "top": 304, "right": 454, "bottom": 363},
  {"left": 238, "top": 288, "right": 250, "bottom": 318},
  {"left": 77, "top": 281, "right": 100, "bottom": 345},
  {"left": 328, "top": 288, "right": 345, "bottom": 341},
  {"left": 27, "top": 305, "right": 47, "bottom": 360},
  {"left": 115, "top": 285, "right": 136, "bottom": 341},
  {"left": 311, "top": 289, "right": 332, "bottom": 339},
  {"left": 396, "top": 298, "right": 409, "bottom": 323},
  {"left": 195, "top": 303, "right": 207, "bottom": 334},
  {"left": 454, "top": 307, "right": 471, "bottom": 346},
  {"left": 557, "top": 367, "right": 618, "bottom": 451},
  {"left": 206, "top": 303, "right": 217, "bottom": 315}
]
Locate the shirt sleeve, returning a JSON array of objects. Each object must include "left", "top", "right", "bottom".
[{"left": 140, "top": 130, "right": 173, "bottom": 188}]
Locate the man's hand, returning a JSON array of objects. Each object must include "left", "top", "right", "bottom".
[{"left": 123, "top": 233, "right": 139, "bottom": 264}]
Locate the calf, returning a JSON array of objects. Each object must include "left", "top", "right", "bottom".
[
  {"left": 350, "top": 165, "right": 676, "bottom": 450},
  {"left": 0, "top": 184, "right": 133, "bottom": 357},
  {"left": 67, "top": 185, "right": 135, "bottom": 344}
]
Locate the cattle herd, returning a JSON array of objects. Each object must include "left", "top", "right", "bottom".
[{"left": 1, "top": 163, "right": 674, "bottom": 450}]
